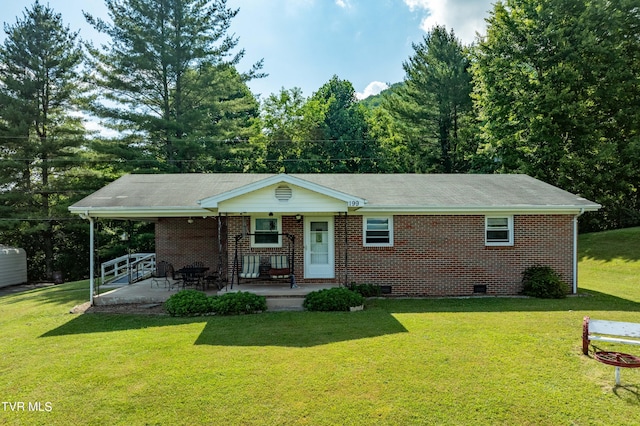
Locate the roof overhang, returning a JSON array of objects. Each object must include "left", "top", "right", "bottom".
[
  {"left": 68, "top": 206, "right": 217, "bottom": 219},
  {"left": 358, "top": 204, "right": 601, "bottom": 215}
]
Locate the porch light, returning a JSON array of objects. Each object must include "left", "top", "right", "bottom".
[
  {"left": 188, "top": 218, "right": 194, "bottom": 224},
  {"left": 120, "top": 231, "right": 129, "bottom": 242},
  {"left": 295, "top": 214, "right": 302, "bottom": 223}
]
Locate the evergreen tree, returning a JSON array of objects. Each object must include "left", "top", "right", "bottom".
[
  {"left": 386, "top": 26, "right": 476, "bottom": 173},
  {"left": 0, "top": 1, "right": 88, "bottom": 280},
  {"left": 307, "top": 75, "right": 379, "bottom": 173},
  {"left": 85, "top": 0, "right": 262, "bottom": 172}
]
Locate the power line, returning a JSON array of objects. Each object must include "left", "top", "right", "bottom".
[
  {"left": 0, "top": 218, "right": 82, "bottom": 222},
  {"left": 0, "top": 156, "right": 390, "bottom": 164},
  {"left": 0, "top": 135, "right": 397, "bottom": 144}
]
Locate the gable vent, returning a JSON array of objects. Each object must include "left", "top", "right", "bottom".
[{"left": 275, "top": 185, "right": 292, "bottom": 202}]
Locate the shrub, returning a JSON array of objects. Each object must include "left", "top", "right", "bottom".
[
  {"left": 521, "top": 265, "right": 567, "bottom": 299},
  {"left": 165, "top": 290, "right": 213, "bottom": 316},
  {"left": 165, "top": 290, "right": 267, "bottom": 316},
  {"left": 211, "top": 291, "right": 267, "bottom": 315},
  {"left": 303, "top": 287, "right": 365, "bottom": 312},
  {"left": 348, "top": 283, "right": 381, "bottom": 297}
]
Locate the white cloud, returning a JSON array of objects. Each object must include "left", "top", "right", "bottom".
[
  {"left": 403, "top": 0, "right": 430, "bottom": 11},
  {"left": 403, "top": 0, "right": 493, "bottom": 45},
  {"left": 356, "top": 81, "right": 389, "bottom": 100}
]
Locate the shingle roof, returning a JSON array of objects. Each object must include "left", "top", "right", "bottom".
[{"left": 69, "top": 173, "right": 600, "bottom": 215}]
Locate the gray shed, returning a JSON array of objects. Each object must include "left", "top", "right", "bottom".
[{"left": 0, "top": 246, "right": 27, "bottom": 288}]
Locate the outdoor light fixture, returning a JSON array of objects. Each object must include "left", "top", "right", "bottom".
[
  {"left": 295, "top": 214, "right": 302, "bottom": 223},
  {"left": 120, "top": 231, "right": 129, "bottom": 241},
  {"left": 188, "top": 218, "right": 194, "bottom": 224}
]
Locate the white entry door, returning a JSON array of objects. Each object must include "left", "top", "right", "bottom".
[{"left": 304, "top": 217, "right": 334, "bottom": 279}]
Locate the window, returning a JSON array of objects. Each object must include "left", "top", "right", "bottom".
[
  {"left": 253, "top": 217, "right": 281, "bottom": 247},
  {"left": 485, "top": 216, "right": 513, "bottom": 246},
  {"left": 364, "top": 216, "right": 393, "bottom": 246}
]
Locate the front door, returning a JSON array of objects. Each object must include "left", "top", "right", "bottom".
[{"left": 304, "top": 217, "right": 334, "bottom": 279}]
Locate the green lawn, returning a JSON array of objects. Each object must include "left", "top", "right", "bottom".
[{"left": 1, "top": 228, "right": 640, "bottom": 425}]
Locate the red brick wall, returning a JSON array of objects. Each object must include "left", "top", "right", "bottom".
[
  {"left": 159, "top": 213, "right": 575, "bottom": 296},
  {"left": 155, "top": 217, "right": 219, "bottom": 271},
  {"left": 225, "top": 216, "right": 304, "bottom": 284},
  {"left": 339, "top": 214, "right": 574, "bottom": 296}
]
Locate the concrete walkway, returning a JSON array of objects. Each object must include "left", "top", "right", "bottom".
[{"left": 94, "top": 279, "right": 337, "bottom": 311}]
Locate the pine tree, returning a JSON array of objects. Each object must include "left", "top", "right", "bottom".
[
  {"left": 0, "top": 1, "right": 88, "bottom": 279},
  {"left": 386, "top": 26, "right": 476, "bottom": 173},
  {"left": 85, "top": 0, "right": 262, "bottom": 172}
]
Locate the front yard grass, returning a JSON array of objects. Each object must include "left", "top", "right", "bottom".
[{"left": 1, "top": 227, "right": 639, "bottom": 425}]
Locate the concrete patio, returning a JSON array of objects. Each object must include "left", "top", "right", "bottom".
[{"left": 94, "top": 279, "right": 338, "bottom": 311}]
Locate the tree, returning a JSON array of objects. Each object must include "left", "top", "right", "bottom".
[
  {"left": 473, "top": 0, "right": 640, "bottom": 230},
  {"left": 85, "top": 0, "right": 262, "bottom": 172},
  {"left": 251, "top": 78, "right": 380, "bottom": 174},
  {"left": 364, "top": 101, "right": 411, "bottom": 173},
  {"left": 386, "top": 26, "right": 476, "bottom": 173},
  {"left": 0, "top": 1, "right": 89, "bottom": 280},
  {"left": 307, "top": 75, "right": 380, "bottom": 173},
  {"left": 249, "top": 87, "right": 327, "bottom": 173}
]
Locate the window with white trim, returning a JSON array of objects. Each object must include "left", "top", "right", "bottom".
[
  {"left": 363, "top": 216, "right": 393, "bottom": 246},
  {"left": 252, "top": 216, "right": 281, "bottom": 247},
  {"left": 485, "top": 216, "right": 513, "bottom": 246}
]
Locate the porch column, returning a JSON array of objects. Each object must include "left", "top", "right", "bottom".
[
  {"left": 89, "top": 216, "right": 95, "bottom": 305},
  {"left": 80, "top": 214, "right": 95, "bottom": 305},
  {"left": 343, "top": 212, "right": 349, "bottom": 286}
]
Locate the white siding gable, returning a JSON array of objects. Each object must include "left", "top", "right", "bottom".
[{"left": 217, "top": 183, "right": 348, "bottom": 213}]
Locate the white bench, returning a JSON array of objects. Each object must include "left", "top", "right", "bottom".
[
  {"left": 582, "top": 316, "right": 640, "bottom": 385},
  {"left": 582, "top": 317, "right": 640, "bottom": 355}
]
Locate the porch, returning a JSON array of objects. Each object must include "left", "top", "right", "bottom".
[{"left": 93, "top": 279, "right": 339, "bottom": 311}]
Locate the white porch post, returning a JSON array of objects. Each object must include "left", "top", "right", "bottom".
[
  {"left": 573, "top": 215, "right": 578, "bottom": 294},
  {"left": 88, "top": 216, "right": 95, "bottom": 305}
]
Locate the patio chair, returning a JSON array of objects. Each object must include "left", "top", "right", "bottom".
[
  {"left": 204, "top": 270, "right": 222, "bottom": 290},
  {"left": 166, "top": 263, "right": 183, "bottom": 291},
  {"left": 239, "top": 255, "right": 261, "bottom": 279},
  {"left": 268, "top": 255, "right": 290, "bottom": 279},
  {"left": 150, "top": 261, "right": 170, "bottom": 288}
]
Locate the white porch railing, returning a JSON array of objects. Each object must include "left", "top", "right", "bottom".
[{"left": 101, "top": 253, "right": 155, "bottom": 285}]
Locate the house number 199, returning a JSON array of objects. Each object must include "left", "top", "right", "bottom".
[{"left": 348, "top": 200, "right": 360, "bottom": 207}]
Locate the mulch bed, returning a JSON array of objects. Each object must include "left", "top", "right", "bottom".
[{"left": 71, "top": 302, "right": 169, "bottom": 315}]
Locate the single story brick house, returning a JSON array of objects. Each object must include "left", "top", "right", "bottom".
[{"left": 69, "top": 173, "right": 600, "bottom": 298}]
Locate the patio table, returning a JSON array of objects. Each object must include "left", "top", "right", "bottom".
[{"left": 177, "top": 267, "right": 209, "bottom": 290}]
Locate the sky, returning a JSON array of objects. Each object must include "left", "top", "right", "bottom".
[{"left": 1, "top": 0, "right": 494, "bottom": 100}]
